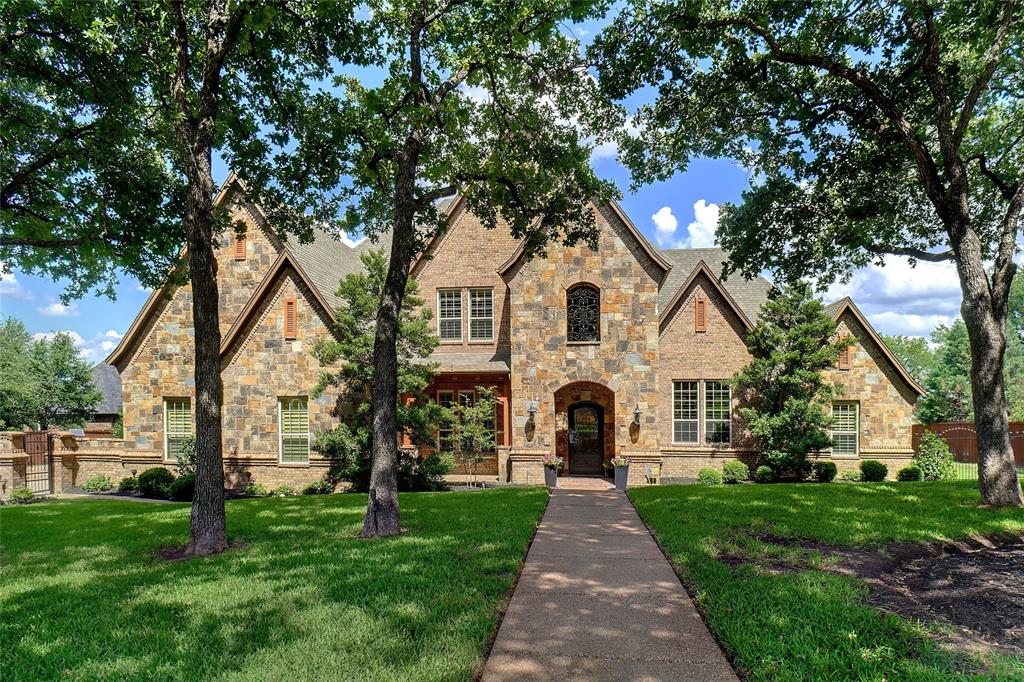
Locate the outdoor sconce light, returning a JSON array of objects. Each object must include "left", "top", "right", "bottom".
[
  {"left": 633, "top": 404, "right": 642, "bottom": 425},
  {"left": 527, "top": 401, "right": 538, "bottom": 424}
]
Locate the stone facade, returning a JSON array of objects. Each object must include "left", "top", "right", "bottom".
[{"left": 93, "top": 182, "right": 921, "bottom": 496}]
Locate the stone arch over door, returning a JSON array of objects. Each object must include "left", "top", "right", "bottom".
[{"left": 554, "top": 381, "right": 615, "bottom": 474}]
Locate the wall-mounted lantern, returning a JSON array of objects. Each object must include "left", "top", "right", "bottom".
[
  {"left": 527, "top": 401, "right": 538, "bottom": 424},
  {"left": 633, "top": 404, "right": 642, "bottom": 425},
  {"left": 525, "top": 401, "right": 538, "bottom": 443}
]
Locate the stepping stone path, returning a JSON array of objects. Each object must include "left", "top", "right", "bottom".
[{"left": 481, "top": 489, "right": 737, "bottom": 681}]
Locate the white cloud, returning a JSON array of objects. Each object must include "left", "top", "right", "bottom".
[
  {"left": 32, "top": 328, "right": 124, "bottom": 362},
  {"left": 104, "top": 329, "right": 123, "bottom": 340},
  {"left": 590, "top": 139, "right": 619, "bottom": 161},
  {"left": 33, "top": 330, "right": 85, "bottom": 345},
  {"left": 459, "top": 84, "right": 490, "bottom": 105},
  {"left": 869, "top": 312, "right": 958, "bottom": 337},
  {"left": 38, "top": 302, "right": 79, "bottom": 317},
  {"left": 100, "top": 340, "right": 118, "bottom": 352},
  {"left": 339, "top": 231, "right": 363, "bottom": 248},
  {"left": 0, "top": 263, "right": 30, "bottom": 300},
  {"left": 682, "top": 200, "right": 720, "bottom": 248},
  {"left": 651, "top": 206, "right": 678, "bottom": 243}
]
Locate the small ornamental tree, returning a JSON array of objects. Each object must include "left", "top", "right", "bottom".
[
  {"left": 734, "top": 283, "right": 853, "bottom": 477},
  {"left": 311, "top": 249, "right": 441, "bottom": 488},
  {"left": 441, "top": 387, "right": 499, "bottom": 487}
]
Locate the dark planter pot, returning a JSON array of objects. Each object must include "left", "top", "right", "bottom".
[
  {"left": 544, "top": 466, "right": 558, "bottom": 488},
  {"left": 614, "top": 465, "right": 629, "bottom": 491}
]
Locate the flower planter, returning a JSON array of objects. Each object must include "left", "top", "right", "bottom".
[
  {"left": 614, "top": 465, "right": 629, "bottom": 491},
  {"left": 544, "top": 466, "right": 558, "bottom": 488}
]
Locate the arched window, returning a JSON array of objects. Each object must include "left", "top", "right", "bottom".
[{"left": 567, "top": 284, "right": 600, "bottom": 342}]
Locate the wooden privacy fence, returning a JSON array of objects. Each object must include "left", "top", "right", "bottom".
[{"left": 912, "top": 422, "right": 1024, "bottom": 467}]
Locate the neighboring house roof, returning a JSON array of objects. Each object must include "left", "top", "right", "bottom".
[
  {"left": 90, "top": 364, "right": 122, "bottom": 416},
  {"left": 414, "top": 349, "right": 512, "bottom": 374},
  {"left": 825, "top": 297, "right": 926, "bottom": 397},
  {"left": 657, "top": 248, "right": 773, "bottom": 323}
]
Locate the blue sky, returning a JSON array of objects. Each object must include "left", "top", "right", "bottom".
[{"left": 0, "top": 16, "right": 973, "bottom": 363}]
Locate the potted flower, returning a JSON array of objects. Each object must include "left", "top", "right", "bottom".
[
  {"left": 542, "top": 454, "right": 563, "bottom": 488},
  {"left": 611, "top": 456, "right": 630, "bottom": 491}
]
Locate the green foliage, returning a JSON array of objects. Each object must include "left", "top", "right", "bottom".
[
  {"left": 168, "top": 474, "right": 196, "bottom": 502},
  {"left": 302, "top": 480, "right": 333, "bottom": 495},
  {"left": 721, "top": 460, "right": 749, "bottom": 484},
  {"left": 733, "top": 284, "right": 850, "bottom": 477},
  {"left": 897, "top": 466, "right": 924, "bottom": 482},
  {"left": 397, "top": 452, "right": 453, "bottom": 493},
  {"left": 813, "top": 462, "right": 838, "bottom": 483},
  {"left": 754, "top": 465, "right": 774, "bottom": 483},
  {"left": 8, "top": 487, "right": 35, "bottom": 504},
  {"left": 272, "top": 485, "right": 296, "bottom": 497},
  {"left": 138, "top": 467, "right": 175, "bottom": 499},
  {"left": 629, "top": 482, "right": 1024, "bottom": 680},
  {"left": 860, "top": 461, "right": 888, "bottom": 483},
  {"left": 914, "top": 432, "right": 957, "bottom": 482},
  {"left": 697, "top": 468, "right": 723, "bottom": 486},
  {"left": 917, "top": 322, "right": 974, "bottom": 424},
  {"left": 111, "top": 406, "right": 124, "bottom": 439},
  {"left": 81, "top": 475, "right": 113, "bottom": 492},
  {"left": 438, "top": 387, "right": 499, "bottom": 484},
  {"left": 117, "top": 476, "right": 138, "bottom": 493},
  {"left": 0, "top": 319, "right": 102, "bottom": 430},
  {"left": 244, "top": 483, "right": 270, "bottom": 498},
  {"left": 839, "top": 470, "right": 863, "bottom": 482},
  {"left": 173, "top": 436, "right": 197, "bottom": 477},
  {"left": 882, "top": 335, "right": 937, "bottom": 387}
]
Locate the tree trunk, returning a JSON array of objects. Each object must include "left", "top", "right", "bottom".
[
  {"left": 362, "top": 158, "right": 419, "bottom": 538},
  {"left": 183, "top": 161, "right": 229, "bottom": 555},
  {"left": 954, "top": 231, "right": 1024, "bottom": 507}
]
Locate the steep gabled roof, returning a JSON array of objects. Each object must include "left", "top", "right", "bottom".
[
  {"left": 658, "top": 258, "right": 757, "bottom": 333},
  {"left": 657, "top": 248, "right": 773, "bottom": 323},
  {"left": 90, "top": 363, "right": 122, "bottom": 415},
  {"left": 826, "top": 297, "right": 926, "bottom": 397}
]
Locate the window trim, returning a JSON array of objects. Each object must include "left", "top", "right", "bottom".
[
  {"left": 672, "top": 380, "right": 700, "bottom": 444},
  {"left": 278, "top": 396, "right": 310, "bottom": 465},
  {"left": 468, "top": 288, "right": 494, "bottom": 342},
  {"left": 437, "top": 288, "right": 463, "bottom": 342},
  {"left": 163, "top": 397, "right": 192, "bottom": 462},
  {"left": 704, "top": 381, "right": 732, "bottom": 445},
  {"left": 831, "top": 401, "right": 859, "bottom": 457}
]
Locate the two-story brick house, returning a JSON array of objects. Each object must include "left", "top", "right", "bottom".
[{"left": 99, "top": 175, "right": 923, "bottom": 489}]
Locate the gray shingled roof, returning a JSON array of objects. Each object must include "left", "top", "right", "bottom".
[
  {"left": 658, "top": 248, "right": 774, "bottom": 322},
  {"left": 280, "top": 226, "right": 365, "bottom": 310},
  {"left": 91, "top": 364, "right": 121, "bottom": 415},
  {"left": 414, "top": 349, "right": 511, "bottom": 373}
]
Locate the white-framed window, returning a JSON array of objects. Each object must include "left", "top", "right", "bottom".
[
  {"left": 438, "top": 289, "right": 462, "bottom": 341},
  {"left": 437, "top": 390, "right": 454, "bottom": 451},
  {"left": 164, "top": 398, "right": 192, "bottom": 461},
  {"left": 832, "top": 402, "right": 859, "bottom": 456},
  {"left": 469, "top": 288, "right": 494, "bottom": 341},
  {"left": 279, "top": 397, "right": 309, "bottom": 464},
  {"left": 672, "top": 381, "right": 699, "bottom": 443},
  {"left": 704, "top": 381, "right": 732, "bottom": 444}
]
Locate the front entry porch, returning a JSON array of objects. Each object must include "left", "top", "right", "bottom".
[{"left": 554, "top": 381, "right": 616, "bottom": 476}]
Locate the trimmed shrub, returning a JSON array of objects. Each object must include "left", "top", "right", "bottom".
[
  {"left": 722, "top": 460, "right": 750, "bottom": 484},
  {"left": 117, "top": 476, "right": 138, "bottom": 493},
  {"left": 860, "top": 460, "right": 888, "bottom": 482},
  {"left": 302, "top": 480, "right": 333, "bottom": 495},
  {"left": 138, "top": 467, "right": 175, "bottom": 499},
  {"left": 245, "top": 483, "right": 270, "bottom": 497},
  {"left": 914, "top": 432, "right": 956, "bottom": 481},
  {"left": 755, "top": 465, "right": 774, "bottom": 483},
  {"left": 840, "top": 469, "right": 862, "bottom": 482},
  {"left": 168, "top": 473, "right": 196, "bottom": 501},
  {"left": 9, "top": 487, "right": 34, "bottom": 504},
  {"left": 697, "top": 468, "right": 723, "bottom": 485},
  {"left": 897, "top": 465, "right": 924, "bottom": 482},
  {"left": 82, "top": 475, "right": 114, "bottom": 492},
  {"left": 272, "top": 485, "right": 296, "bottom": 497},
  {"left": 813, "top": 461, "right": 838, "bottom": 483}
]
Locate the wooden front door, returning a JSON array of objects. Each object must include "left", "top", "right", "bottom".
[{"left": 568, "top": 402, "right": 604, "bottom": 474}]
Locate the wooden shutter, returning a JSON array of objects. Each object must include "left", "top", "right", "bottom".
[
  {"left": 284, "top": 299, "right": 297, "bottom": 339},
  {"left": 838, "top": 344, "right": 851, "bottom": 370},
  {"left": 233, "top": 234, "right": 246, "bottom": 260},
  {"left": 694, "top": 296, "right": 707, "bottom": 332}
]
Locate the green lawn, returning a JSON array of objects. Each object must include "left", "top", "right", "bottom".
[
  {"left": 0, "top": 489, "right": 547, "bottom": 681},
  {"left": 629, "top": 481, "right": 1024, "bottom": 681}
]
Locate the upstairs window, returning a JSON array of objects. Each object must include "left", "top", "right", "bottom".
[
  {"left": 832, "top": 402, "right": 859, "bottom": 456},
  {"left": 694, "top": 295, "right": 707, "bottom": 332},
  {"left": 438, "top": 289, "right": 462, "bottom": 341},
  {"left": 164, "top": 398, "right": 192, "bottom": 461},
  {"left": 567, "top": 284, "right": 600, "bottom": 342},
  {"left": 469, "top": 288, "right": 494, "bottom": 341},
  {"left": 279, "top": 397, "right": 309, "bottom": 464},
  {"left": 284, "top": 299, "right": 297, "bottom": 339},
  {"left": 233, "top": 233, "right": 246, "bottom": 260}
]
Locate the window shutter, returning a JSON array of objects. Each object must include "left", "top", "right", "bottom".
[
  {"left": 233, "top": 234, "right": 246, "bottom": 260},
  {"left": 284, "top": 299, "right": 297, "bottom": 339},
  {"left": 838, "top": 344, "right": 851, "bottom": 370},
  {"left": 695, "top": 296, "right": 707, "bottom": 332}
]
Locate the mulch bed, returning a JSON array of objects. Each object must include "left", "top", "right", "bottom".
[{"left": 721, "top": 530, "right": 1024, "bottom": 658}]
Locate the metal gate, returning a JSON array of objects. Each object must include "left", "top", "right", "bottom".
[{"left": 24, "top": 431, "right": 52, "bottom": 495}]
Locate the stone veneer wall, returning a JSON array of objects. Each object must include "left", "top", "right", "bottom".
[{"left": 507, "top": 204, "right": 662, "bottom": 461}]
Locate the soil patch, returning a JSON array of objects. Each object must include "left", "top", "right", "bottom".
[
  {"left": 155, "top": 539, "right": 247, "bottom": 562},
  {"left": 724, "top": 530, "right": 1024, "bottom": 658}
]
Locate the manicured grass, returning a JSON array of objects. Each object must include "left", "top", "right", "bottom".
[
  {"left": 629, "top": 481, "right": 1024, "bottom": 681},
  {"left": 949, "top": 461, "right": 1024, "bottom": 480},
  {"left": 0, "top": 489, "right": 547, "bottom": 681}
]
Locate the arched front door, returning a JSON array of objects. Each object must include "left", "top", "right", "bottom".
[{"left": 568, "top": 402, "right": 604, "bottom": 474}]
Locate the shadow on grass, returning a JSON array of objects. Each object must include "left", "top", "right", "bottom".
[{"left": 0, "top": 489, "right": 547, "bottom": 681}]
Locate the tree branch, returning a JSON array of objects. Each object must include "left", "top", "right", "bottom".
[
  {"left": 864, "top": 244, "right": 956, "bottom": 262},
  {"left": 954, "top": 0, "right": 1018, "bottom": 145},
  {"left": 971, "top": 154, "right": 1017, "bottom": 199}
]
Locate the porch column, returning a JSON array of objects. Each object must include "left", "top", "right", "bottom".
[{"left": 499, "top": 396, "right": 511, "bottom": 447}]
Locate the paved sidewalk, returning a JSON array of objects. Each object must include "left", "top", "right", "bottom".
[{"left": 481, "top": 489, "right": 737, "bottom": 681}]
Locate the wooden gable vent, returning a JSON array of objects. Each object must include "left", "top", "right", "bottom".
[
  {"left": 284, "top": 299, "right": 297, "bottom": 339},
  {"left": 837, "top": 343, "right": 851, "bottom": 370},
  {"left": 233, "top": 233, "right": 246, "bottom": 260},
  {"left": 694, "top": 295, "right": 707, "bottom": 333}
]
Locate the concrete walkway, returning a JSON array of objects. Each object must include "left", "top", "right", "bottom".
[{"left": 481, "top": 489, "right": 737, "bottom": 681}]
